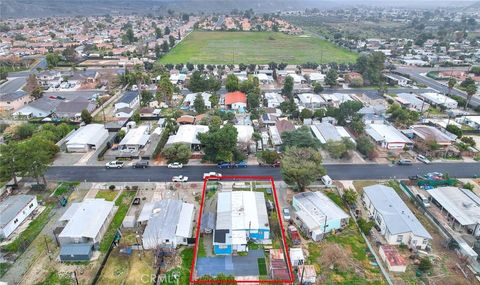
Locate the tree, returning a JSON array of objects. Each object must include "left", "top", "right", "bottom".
[
  {"left": 157, "top": 73, "right": 174, "bottom": 104},
  {"left": 281, "top": 147, "right": 325, "bottom": 191},
  {"left": 187, "top": 71, "right": 207, "bottom": 92},
  {"left": 0, "top": 142, "right": 22, "bottom": 184},
  {"left": 348, "top": 114, "right": 365, "bottom": 135},
  {"left": 300, "top": 108, "right": 313, "bottom": 120},
  {"left": 281, "top": 126, "right": 319, "bottom": 150},
  {"left": 447, "top": 78, "right": 457, "bottom": 95},
  {"left": 225, "top": 74, "right": 239, "bottom": 92},
  {"left": 325, "top": 69, "right": 338, "bottom": 87},
  {"left": 355, "top": 51, "right": 386, "bottom": 86},
  {"left": 324, "top": 138, "right": 355, "bottom": 159},
  {"left": 161, "top": 40, "right": 169, "bottom": 52},
  {"left": 122, "top": 27, "right": 136, "bottom": 43},
  {"left": 169, "top": 35, "right": 176, "bottom": 47},
  {"left": 193, "top": 94, "right": 207, "bottom": 114},
  {"left": 161, "top": 143, "right": 192, "bottom": 164},
  {"left": 164, "top": 26, "right": 171, "bottom": 35},
  {"left": 446, "top": 124, "right": 463, "bottom": 138},
  {"left": 464, "top": 83, "right": 477, "bottom": 109},
  {"left": 81, "top": 109, "right": 93, "bottom": 124},
  {"left": 62, "top": 46, "right": 77, "bottom": 63},
  {"left": 257, "top": 150, "right": 280, "bottom": 165},
  {"left": 358, "top": 218, "right": 375, "bottom": 235},
  {"left": 140, "top": 90, "right": 153, "bottom": 106},
  {"left": 25, "top": 74, "right": 43, "bottom": 99},
  {"left": 155, "top": 27, "right": 163, "bottom": 39},
  {"left": 282, "top": 75, "right": 294, "bottom": 98},
  {"left": 45, "top": 52, "right": 61, "bottom": 68},
  {"left": 418, "top": 257, "right": 433, "bottom": 273},
  {"left": 387, "top": 103, "right": 420, "bottom": 127},
  {"left": 313, "top": 82, "right": 323, "bottom": 94},
  {"left": 356, "top": 136, "right": 375, "bottom": 158},
  {"left": 197, "top": 123, "right": 239, "bottom": 162},
  {"left": 343, "top": 188, "right": 358, "bottom": 205}
]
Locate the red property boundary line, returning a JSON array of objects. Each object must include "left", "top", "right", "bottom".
[{"left": 189, "top": 175, "right": 295, "bottom": 284}]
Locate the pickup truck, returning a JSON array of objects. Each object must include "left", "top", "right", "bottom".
[
  {"left": 172, "top": 175, "right": 188, "bottom": 182},
  {"left": 105, "top": 160, "right": 125, "bottom": 169}
]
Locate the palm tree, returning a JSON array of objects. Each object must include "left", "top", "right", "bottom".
[
  {"left": 447, "top": 78, "right": 457, "bottom": 96},
  {"left": 465, "top": 84, "right": 477, "bottom": 110}
]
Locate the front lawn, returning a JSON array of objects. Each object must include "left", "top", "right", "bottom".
[
  {"left": 95, "top": 190, "right": 119, "bottom": 201},
  {"left": 257, "top": 258, "right": 267, "bottom": 276}
]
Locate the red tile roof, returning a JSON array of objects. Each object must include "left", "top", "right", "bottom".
[{"left": 225, "top": 91, "right": 247, "bottom": 105}]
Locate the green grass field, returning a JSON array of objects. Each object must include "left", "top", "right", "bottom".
[{"left": 159, "top": 31, "right": 357, "bottom": 64}]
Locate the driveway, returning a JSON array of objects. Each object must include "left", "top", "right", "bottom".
[{"left": 196, "top": 249, "right": 264, "bottom": 277}]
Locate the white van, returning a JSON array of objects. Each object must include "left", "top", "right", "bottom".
[{"left": 321, "top": 175, "right": 333, "bottom": 187}]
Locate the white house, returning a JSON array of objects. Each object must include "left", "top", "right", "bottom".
[
  {"left": 165, "top": 124, "right": 209, "bottom": 151},
  {"left": 363, "top": 184, "right": 432, "bottom": 249},
  {"left": 462, "top": 116, "right": 480, "bottom": 130},
  {"left": 114, "top": 91, "right": 139, "bottom": 111},
  {"left": 297, "top": 93, "right": 326, "bottom": 109},
  {"left": 310, "top": 123, "right": 354, "bottom": 144},
  {"left": 140, "top": 199, "right": 195, "bottom": 249},
  {"left": 118, "top": 125, "right": 150, "bottom": 152},
  {"left": 395, "top": 93, "right": 429, "bottom": 112},
  {"left": 58, "top": 199, "right": 115, "bottom": 247},
  {"left": 183, "top": 92, "right": 212, "bottom": 110},
  {"left": 65, "top": 124, "right": 109, "bottom": 152},
  {"left": 264, "top": 92, "right": 284, "bottom": 108},
  {"left": 365, "top": 124, "right": 412, "bottom": 149},
  {"left": 292, "top": 191, "right": 349, "bottom": 241},
  {"left": 0, "top": 195, "right": 38, "bottom": 238},
  {"left": 419, "top": 92, "right": 458, "bottom": 109}
]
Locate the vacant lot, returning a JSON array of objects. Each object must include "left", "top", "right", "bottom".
[
  {"left": 159, "top": 31, "right": 357, "bottom": 64},
  {"left": 97, "top": 249, "right": 155, "bottom": 285}
]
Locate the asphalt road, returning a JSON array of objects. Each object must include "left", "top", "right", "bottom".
[
  {"left": 0, "top": 77, "right": 27, "bottom": 93},
  {"left": 396, "top": 66, "right": 480, "bottom": 107},
  {"left": 46, "top": 163, "right": 480, "bottom": 182}
]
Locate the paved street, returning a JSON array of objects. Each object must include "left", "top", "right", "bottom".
[
  {"left": 396, "top": 66, "right": 480, "bottom": 107},
  {"left": 46, "top": 163, "right": 480, "bottom": 182}
]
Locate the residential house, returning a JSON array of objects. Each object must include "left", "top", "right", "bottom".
[
  {"left": 57, "top": 199, "right": 115, "bottom": 248},
  {"left": 118, "top": 125, "right": 150, "bottom": 152},
  {"left": 183, "top": 92, "right": 212, "bottom": 110},
  {"left": 264, "top": 92, "right": 284, "bottom": 108},
  {"left": 224, "top": 91, "right": 247, "bottom": 111},
  {"left": 419, "top": 92, "right": 458, "bottom": 109},
  {"left": 54, "top": 98, "right": 96, "bottom": 120},
  {"left": 310, "top": 123, "right": 354, "bottom": 144},
  {"left": 0, "top": 91, "right": 33, "bottom": 111},
  {"left": 363, "top": 184, "right": 432, "bottom": 249},
  {"left": 115, "top": 107, "right": 134, "bottom": 118},
  {"left": 165, "top": 124, "right": 209, "bottom": 151},
  {"left": 214, "top": 191, "right": 270, "bottom": 255},
  {"left": 114, "top": 90, "right": 139, "bottom": 111},
  {"left": 292, "top": 191, "right": 349, "bottom": 241},
  {"left": 384, "top": 74, "right": 411, "bottom": 86},
  {"left": 13, "top": 98, "right": 57, "bottom": 118},
  {"left": 395, "top": 93, "right": 429, "bottom": 112},
  {"left": 409, "top": 125, "right": 456, "bottom": 148},
  {"left": 297, "top": 93, "right": 326, "bottom": 109},
  {"left": 428, "top": 187, "right": 480, "bottom": 237},
  {"left": 462, "top": 116, "right": 480, "bottom": 130},
  {"left": 65, "top": 124, "right": 109, "bottom": 152},
  {"left": 0, "top": 195, "right": 38, "bottom": 239},
  {"left": 321, "top": 93, "right": 354, "bottom": 107},
  {"left": 365, "top": 124, "right": 413, "bottom": 150},
  {"left": 139, "top": 199, "right": 195, "bottom": 249}
]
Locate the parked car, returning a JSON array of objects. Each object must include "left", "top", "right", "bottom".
[
  {"left": 172, "top": 175, "right": 188, "bottom": 182},
  {"left": 234, "top": 161, "right": 247, "bottom": 168},
  {"left": 167, "top": 162, "right": 183, "bottom": 168},
  {"left": 259, "top": 161, "right": 280, "bottom": 167},
  {"left": 416, "top": 155, "right": 431, "bottom": 164},
  {"left": 282, "top": 208, "right": 291, "bottom": 222},
  {"left": 106, "top": 161, "right": 124, "bottom": 169},
  {"left": 203, "top": 172, "right": 222, "bottom": 179},
  {"left": 397, "top": 159, "right": 412, "bottom": 165},
  {"left": 217, "top": 162, "right": 233, "bottom": 169},
  {"left": 416, "top": 193, "right": 431, "bottom": 207},
  {"left": 288, "top": 225, "right": 301, "bottom": 245},
  {"left": 133, "top": 160, "right": 149, "bottom": 168}
]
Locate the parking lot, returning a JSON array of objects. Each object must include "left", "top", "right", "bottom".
[{"left": 196, "top": 249, "right": 264, "bottom": 277}]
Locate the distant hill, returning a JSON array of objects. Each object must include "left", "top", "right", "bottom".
[{"left": 0, "top": 0, "right": 338, "bottom": 19}]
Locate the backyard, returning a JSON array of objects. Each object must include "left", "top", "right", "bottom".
[{"left": 159, "top": 31, "right": 358, "bottom": 64}]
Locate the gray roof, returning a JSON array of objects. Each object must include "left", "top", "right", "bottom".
[
  {"left": 311, "top": 123, "right": 342, "bottom": 143},
  {"left": 60, "top": 243, "right": 92, "bottom": 256},
  {"left": 364, "top": 185, "right": 432, "bottom": 239},
  {"left": 0, "top": 195, "right": 36, "bottom": 228},
  {"left": 0, "top": 90, "right": 28, "bottom": 102},
  {"left": 117, "top": 91, "right": 139, "bottom": 104},
  {"left": 428, "top": 187, "right": 480, "bottom": 226},
  {"left": 55, "top": 100, "right": 95, "bottom": 115}
]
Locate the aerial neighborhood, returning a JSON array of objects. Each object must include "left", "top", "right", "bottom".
[{"left": 1, "top": 2, "right": 480, "bottom": 285}]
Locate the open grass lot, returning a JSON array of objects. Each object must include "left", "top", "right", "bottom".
[
  {"left": 95, "top": 190, "right": 119, "bottom": 201},
  {"left": 159, "top": 31, "right": 358, "bottom": 64}
]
